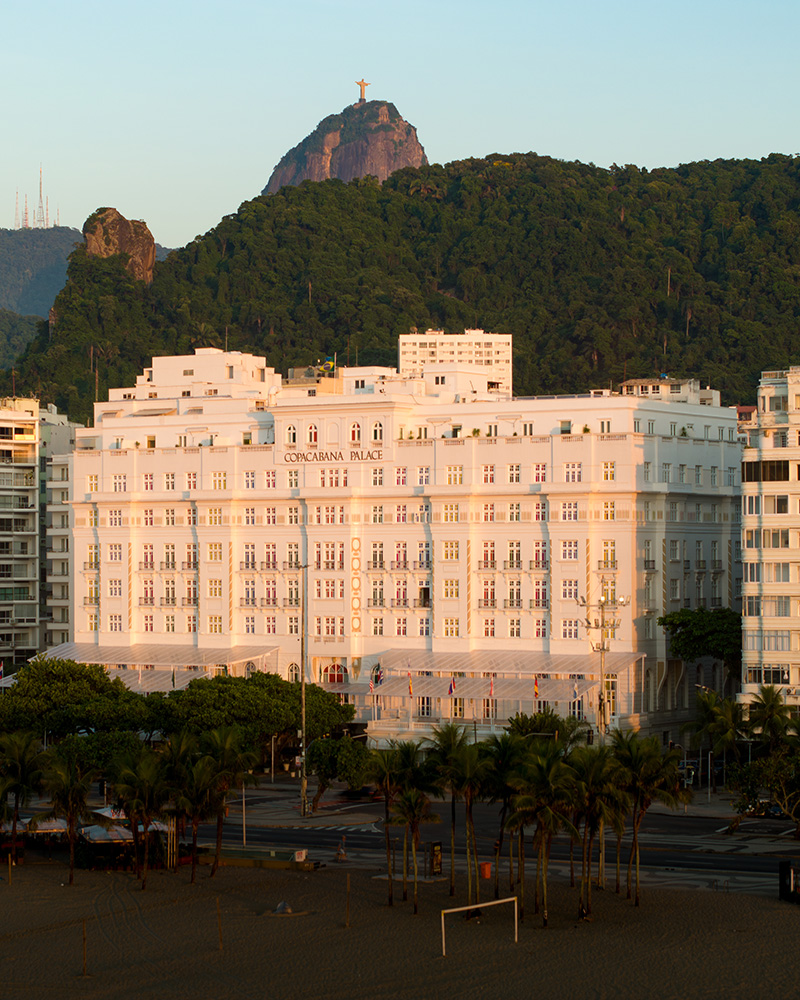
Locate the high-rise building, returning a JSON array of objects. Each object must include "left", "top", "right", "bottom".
[
  {"left": 398, "top": 329, "right": 513, "bottom": 394},
  {"left": 48, "top": 351, "right": 741, "bottom": 741}
]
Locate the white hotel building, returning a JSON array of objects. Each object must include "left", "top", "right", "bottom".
[
  {"left": 740, "top": 367, "right": 800, "bottom": 712},
  {"left": 48, "top": 348, "right": 742, "bottom": 743}
]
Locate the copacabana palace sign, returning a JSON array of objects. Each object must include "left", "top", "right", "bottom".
[{"left": 283, "top": 449, "right": 383, "bottom": 463}]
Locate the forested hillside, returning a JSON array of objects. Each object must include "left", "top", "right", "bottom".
[
  {"left": 0, "top": 227, "right": 82, "bottom": 317},
  {"left": 8, "top": 152, "right": 800, "bottom": 423}
]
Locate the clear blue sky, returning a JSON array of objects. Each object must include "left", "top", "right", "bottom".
[{"left": 4, "top": 0, "right": 798, "bottom": 248}]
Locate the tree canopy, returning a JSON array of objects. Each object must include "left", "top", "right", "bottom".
[
  {"left": 8, "top": 153, "right": 800, "bottom": 422},
  {"left": 657, "top": 607, "right": 742, "bottom": 678}
]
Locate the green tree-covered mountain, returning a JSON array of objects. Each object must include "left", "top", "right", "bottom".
[
  {"left": 9, "top": 152, "right": 800, "bottom": 423},
  {"left": 0, "top": 227, "right": 82, "bottom": 317}
]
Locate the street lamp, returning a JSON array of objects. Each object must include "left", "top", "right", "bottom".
[{"left": 577, "top": 593, "right": 628, "bottom": 742}]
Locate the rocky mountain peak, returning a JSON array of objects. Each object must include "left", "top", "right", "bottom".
[{"left": 82, "top": 207, "right": 156, "bottom": 284}]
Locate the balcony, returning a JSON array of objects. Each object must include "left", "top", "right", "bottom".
[
  {"left": 182, "top": 596, "right": 198, "bottom": 607},
  {"left": 139, "top": 561, "right": 155, "bottom": 571},
  {"left": 597, "top": 561, "right": 617, "bottom": 571},
  {"left": 696, "top": 560, "right": 707, "bottom": 570},
  {"left": 413, "top": 598, "right": 431, "bottom": 608},
  {"left": 261, "top": 597, "right": 278, "bottom": 608},
  {"left": 160, "top": 561, "right": 176, "bottom": 571},
  {"left": 391, "top": 598, "right": 409, "bottom": 608},
  {"left": 530, "top": 559, "right": 548, "bottom": 570},
  {"left": 239, "top": 598, "right": 258, "bottom": 608},
  {"left": 391, "top": 560, "right": 409, "bottom": 571},
  {"left": 697, "top": 598, "right": 707, "bottom": 608},
  {"left": 478, "top": 559, "right": 496, "bottom": 570},
  {"left": 529, "top": 598, "right": 549, "bottom": 609},
  {"left": 367, "top": 560, "right": 385, "bottom": 571},
  {"left": 643, "top": 559, "right": 656, "bottom": 571},
  {"left": 367, "top": 598, "right": 385, "bottom": 608},
  {"left": 711, "top": 597, "right": 722, "bottom": 607},
  {"left": 160, "top": 597, "right": 177, "bottom": 607},
  {"left": 283, "top": 597, "right": 300, "bottom": 608},
  {"left": 504, "top": 598, "right": 522, "bottom": 609},
  {"left": 684, "top": 560, "right": 691, "bottom": 571},
  {"left": 240, "top": 561, "right": 257, "bottom": 571},
  {"left": 683, "top": 599, "right": 691, "bottom": 608},
  {"left": 181, "top": 561, "right": 198, "bottom": 571},
  {"left": 712, "top": 560, "right": 723, "bottom": 571},
  {"left": 413, "top": 560, "right": 432, "bottom": 571},
  {"left": 478, "top": 598, "right": 496, "bottom": 609},
  {"left": 82, "top": 596, "right": 99, "bottom": 606},
  {"left": 504, "top": 559, "right": 522, "bottom": 570},
  {"left": 261, "top": 560, "right": 278, "bottom": 571},
  {"left": 138, "top": 597, "right": 155, "bottom": 607},
  {"left": 83, "top": 562, "right": 99, "bottom": 571},
  {"left": 283, "top": 560, "right": 301, "bottom": 571}
]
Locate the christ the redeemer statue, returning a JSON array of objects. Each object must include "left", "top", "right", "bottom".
[{"left": 356, "top": 78, "right": 370, "bottom": 102}]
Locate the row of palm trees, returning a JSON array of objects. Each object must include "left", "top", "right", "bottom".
[
  {"left": 0, "top": 728, "right": 255, "bottom": 888},
  {"left": 371, "top": 724, "right": 684, "bottom": 925}
]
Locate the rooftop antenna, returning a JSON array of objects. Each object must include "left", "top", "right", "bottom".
[
  {"left": 46, "top": 196, "right": 49, "bottom": 229},
  {"left": 14, "top": 191, "right": 19, "bottom": 230},
  {"left": 23, "top": 195, "right": 29, "bottom": 228},
  {"left": 36, "top": 165, "right": 45, "bottom": 228}
]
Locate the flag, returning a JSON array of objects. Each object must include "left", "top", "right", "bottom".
[
  {"left": 448, "top": 677, "right": 456, "bottom": 696},
  {"left": 408, "top": 671, "right": 413, "bottom": 697},
  {"left": 171, "top": 668, "right": 175, "bottom": 690},
  {"left": 376, "top": 666, "right": 383, "bottom": 686},
  {"left": 573, "top": 680, "right": 579, "bottom": 701},
  {"left": 0, "top": 661, "right": 4, "bottom": 680},
  {"left": 489, "top": 675, "right": 494, "bottom": 698},
  {"left": 534, "top": 677, "right": 539, "bottom": 698},
  {"left": 369, "top": 677, "right": 374, "bottom": 693}
]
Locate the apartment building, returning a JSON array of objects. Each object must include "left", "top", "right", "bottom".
[
  {"left": 46, "top": 352, "right": 741, "bottom": 741},
  {"left": 398, "top": 329, "right": 513, "bottom": 395},
  {"left": 740, "top": 367, "right": 800, "bottom": 712}
]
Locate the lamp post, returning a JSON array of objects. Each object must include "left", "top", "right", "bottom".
[
  {"left": 578, "top": 593, "right": 628, "bottom": 743},
  {"left": 300, "top": 560, "right": 308, "bottom": 818}
]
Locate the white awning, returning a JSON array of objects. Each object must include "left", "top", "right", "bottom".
[
  {"left": 40, "top": 642, "right": 279, "bottom": 669},
  {"left": 379, "top": 648, "right": 643, "bottom": 679},
  {"left": 372, "top": 676, "right": 595, "bottom": 701}
]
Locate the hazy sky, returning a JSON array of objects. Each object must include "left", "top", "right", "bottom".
[{"left": 5, "top": 0, "right": 798, "bottom": 247}]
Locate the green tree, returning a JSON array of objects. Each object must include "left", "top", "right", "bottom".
[
  {"left": 748, "top": 685, "right": 794, "bottom": 751},
  {"left": 389, "top": 788, "right": 439, "bottom": 915},
  {"left": 657, "top": 608, "right": 742, "bottom": 682},
  {"left": 203, "top": 727, "right": 257, "bottom": 878},
  {"left": 425, "top": 722, "right": 469, "bottom": 897},
  {"left": 176, "top": 755, "right": 219, "bottom": 884},
  {"left": 0, "top": 731, "right": 45, "bottom": 863},
  {"left": 113, "top": 747, "right": 171, "bottom": 890},
  {"left": 366, "top": 745, "right": 401, "bottom": 906},
  {"left": 38, "top": 745, "right": 99, "bottom": 885}
]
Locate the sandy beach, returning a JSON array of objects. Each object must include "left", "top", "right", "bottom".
[{"left": 1, "top": 856, "right": 797, "bottom": 1000}]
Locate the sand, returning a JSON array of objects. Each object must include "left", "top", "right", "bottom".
[{"left": 1, "top": 859, "right": 797, "bottom": 1000}]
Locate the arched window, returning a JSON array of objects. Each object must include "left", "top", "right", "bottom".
[
  {"left": 307, "top": 424, "right": 318, "bottom": 445},
  {"left": 323, "top": 662, "right": 346, "bottom": 684},
  {"left": 288, "top": 662, "right": 300, "bottom": 683},
  {"left": 372, "top": 421, "right": 383, "bottom": 443},
  {"left": 286, "top": 425, "right": 296, "bottom": 445},
  {"left": 350, "top": 422, "right": 361, "bottom": 444}
]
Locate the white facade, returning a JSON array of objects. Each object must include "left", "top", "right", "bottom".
[
  {"left": 51, "top": 350, "right": 742, "bottom": 740},
  {"left": 398, "top": 329, "right": 513, "bottom": 395},
  {"left": 740, "top": 368, "right": 800, "bottom": 709}
]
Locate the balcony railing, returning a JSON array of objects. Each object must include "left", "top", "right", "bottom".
[
  {"left": 367, "top": 560, "right": 385, "bottom": 570},
  {"left": 712, "top": 560, "right": 723, "bottom": 571},
  {"left": 182, "top": 596, "right": 198, "bottom": 607},
  {"left": 391, "top": 560, "right": 409, "bottom": 571},
  {"left": 82, "top": 596, "right": 99, "bottom": 606},
  {"left": 283, "top": 597, "right": 300, "bottom": 608},
  {"left": 160, "top": 561, "right": 176, "bottom": 571},
  {"left": 597, "top": 561, "right": 618, "bottom": 570},
  {"left": 139, "top": 561, "right": 154, "bottom": 571},
  {"left": 83, "top": 561, "right": 99, "bottom": 571},
  {"left": 283, "top": 560, "right": 301, "bottom": 571},
  {"left": 391, "top": 598, "right": 409, "bottom": 608},
  {"left": 413, "top": 598, "right": 431, "bottom": 608},
  {"left": 696, "top": 560, "right": 707, "bottom": 570},
  {"left": 182, "top": 561, "right": 198, "bottom": 571},
  {"left": 504, "top": 559, "right": 522, "bottom": 570},
  {"left": 160, "top": 597, "right": 177, "bottom": 607},
  {"left": 261, "top": 560, "right": 278, "bottom": 571},
  {"left": 138, "top": 597, "right": 155, "bottom": 607},
  {"left": 239, "top": 598, "right": 258, "bottom": 608},
  {"left": 478, "top": 598, "right": 496, "bottom": 609},
  {"left": 529, "top": 598, "right": 549, "bottom": 609},
  {"left": 504, "top": 598, "right": 523, "bottom": 609},
  {"left": 643, "top": 559, "right": 656, "bottom": 570},
  {"left": 478, "top": 559, "right": 496, "bottom": 570},
  {"left": 413, "top": 560, "right": 432, "bottom": 571},
  {"left": 367, "top": 598, "right": 385, "bottom": 608},
  {"left": 261, "top": 597, "right": 278, "bottom": 608},
  {"left": 240, "top": 561, "right": 257, "bottom": 571},
  {"left": 530, "top": 559, "right": 548, "bottom": 570}
]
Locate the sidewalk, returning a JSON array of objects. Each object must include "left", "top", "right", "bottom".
[{"left": 233, "top": 778, "right": 382, "bottom": 829}]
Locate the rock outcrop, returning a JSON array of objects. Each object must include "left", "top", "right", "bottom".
[
  {"left": 264, "top": 100, "right": 427, "bottom": 194},
  {"left": 83, "top": 207, "right": 156, "bottom": 284}
]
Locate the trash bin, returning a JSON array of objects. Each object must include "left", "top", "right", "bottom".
[{"left": 479, "top": 861, "right": 492, "bottom": 879}]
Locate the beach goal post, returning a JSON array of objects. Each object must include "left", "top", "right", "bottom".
[{"left": 440, "top": 896, "right": 518, "bottom": 957}]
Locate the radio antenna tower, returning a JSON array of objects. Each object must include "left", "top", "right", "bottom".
[
  {"left": 46, "top": 197, "right": 49, "bottom": 228},
  {"left": 23, "top": 195, "right": 29, "bottom": 228},
  {"left": 35, "top": 166, "right": 45, "bottom": 228},
  {"left": 14, "top": 191, "right": 19, "bottom": 230}
]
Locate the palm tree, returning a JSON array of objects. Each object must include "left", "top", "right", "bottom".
[
  {"left": 366, "top": 745, "right": 401, "bottom": 906},
  {"left": 713, "top": 698, "right": 748, "bottom": 781},
  {"left": 452, "top": 742, "right": 491, "bottom": 907},
  {"left": 176, "top": 755, "right": 219, "bottom": 884},
  {"left": 611, "top": 730, "right": 682, "bottom": 906},
  {"left": 161, "top": 730, "right": 199, "bottom": 865},
  {"left": 0, "top": 732, "right": 44, "bottom": 863},
  {"left": 682, "top": 689, "right": 722, "bottom": 791},
  {"left": 391, "top": 740, "right": 432, "bottom": 902},
  {"left": 114, "top": 748, "right": 171, "bottom": 890},
  {"left": 426, "top": 722, "right": 469, "bottom": 897},
  {"left": 39, "top": 749, "right": 99, "bottom": 885},
  {"left": 483, "top": 731, "right": 525, "bottom": 899},
  {"left": 203, "top": 727, "right": 257, "bottom": 878},
  {"left": 571, "top": 746, "right": 624, "bottom": 917},
  {"left": 748, "top": 685, "right": 793, "bottom": 752},
  {"left": 389, "top": 788, "right": 439, "bottom": 914}
]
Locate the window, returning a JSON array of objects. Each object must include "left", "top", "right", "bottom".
[
  {"left": 245, "top": 507, "right": 256, "bottom": 526},
  {"left": 661, "top": 463, "right": 671, "bottom": 483},
  {"left": 508, "top": 464, "right": 520, "bottom": 484},
  {"left": 533, "top": 500, "right": 547, "bottom": 521},
  {"left": 88, "top": 509, "right": 98, "bottom": 527},
  {"left": 602, "top": 462, "right": 616, "bottom": 482},
  {"left": 483, "top": 503, "right": 495, "bottom": 522},
  {"left": 350, "top": 422, "right": 361, "bottom": 444},
  {"left": 508, "top": 619, "right": 521, "bottom": 638},
  {"left": 208, "top": 579, "right": 222, "bottom": 598},
  {"left": 417, "top": 466, "right": 430, "bottom": 486},
  {"left": 165, "top": 472, "right": 176, "bottom": 490},
  {"left": 143, "top": 614, "right": 154, "bottom": 633},
  {"left": 670, "top": 578, "right": 680, "bottom": 601},
  {"left": 532, "top": 464, "right": 547, "bottom": 483},
  {"left": 288, "top": 617, "right": 299, "bottom": 636},
  {"left": 562, "top": 579, "right": 579, "bottom": 600},
  {"left": 710, "top": 466, "right": 718, "bottom": 487},
  {"left": 395, "top": 504, "right": 407, "bottom": 524},
  {"left": 561, "top": 619, "right": 580, "bottom": 639},
  {"left": 245, "top": 616, "right": 255, "bottom": 635},
  {"left": 446, "top": 465, "right": 463, "bottom": 485},
  {"left": 307, "top": 424, "right": 318, "bottom": 445},
  {"left": 109, "top": 614, "right": 123, "bottom": 632},
  {"left": 643, "top": 462, "right": 651, "bottom": 482},
  {"left": 669, "top": 540, "right": 679, "bottom": 561},
  {"left": 286, "top": 425, "right": 297, "bottom": 445},
  {"left": 372, "top": 467, "right": 384, "bottom": 487},
  {"left": 143, "top": 473, "right": 153, "bottom": 492},
  {"left": 208, "top": 543, "right": 222, "bottom": 561},
  {"left": 444, "top": 541, "right": 459, "bottom": 560},
  {"left": 113, "top": 474, "right": 127, "bottom": 492},
  {"left": 484, "top": 618, "right": 495, "bottom": 638},
  {"left": 444, "top": 618, "right": 460, "bottom": 637},
  {"left": 109, "top": 544, "right": 122, "bottom": 562},
  {"left": 288, "top": 468, "right": 299, "bottom": 489},
  {"left": 108, "top": 578, "right": 122, "bottom": 598},
  {"left": 212, "top": 471, "right": 227, "bottom": 490},
  {"left": 419, "top": 617, "right": 431, "bottom": 637},
  {"left": 443, "top": 503, "right": 459, "bottom": 523},
  {"left": 208, "top": 507, "right": 222, "bottom": 526},
  {"left": 395, "top": 618, "right": 407, "bottom": 637},
  {"left": 208, "top": 616, "right": 223, "bottom": 634},
  {"left": 245, "top": 471, "right": 255, "bottom": 489},
  {"left": 562, "top": 502, "right": 578, "bottom": 522},
  {"left": 187, "top": 614, "right": 197, "bottom": 633},
  {"left": 371, "top": 505, "right": 384, "bottom": 524},
  {"left": 88, "top": 612, "right": 99, "bottom": 632},
  {"left": 564, "top": 463, "right": 582, "bottom": 483},
  {"left": 534, "top": 619, "right": 548, "bottom": 639},
  {"left": 444, "top": 579, "right": 459, "bottom": 599},
  {"left": 695, "top": 465, "right": 702, "bottom": 486},
  {"left": 87, "top": 474, "right": 98, "bottom": 492},
  {"left": 482, "top": 465, "right": 495, "bottom": 484},
  {"left": 508, "top": 502, "right": 520, "bottom": 522},
  {"left": 603, "top": 501, "right": 615, "bottom": 521},
  {"left": 372, "top": 422, "right": 383, "bottom": 443},
  {"left": 396, "top": 467, "right": 407, "bottom": 486},
  {"left": 372, "top": 617, "right": 384, "bottom": 636},
  {"left": 109, "top": 509, "right": 123, "bottom": 527},
  {"left": 561, "top": 540, "right": 578, "bottom": 560}
]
